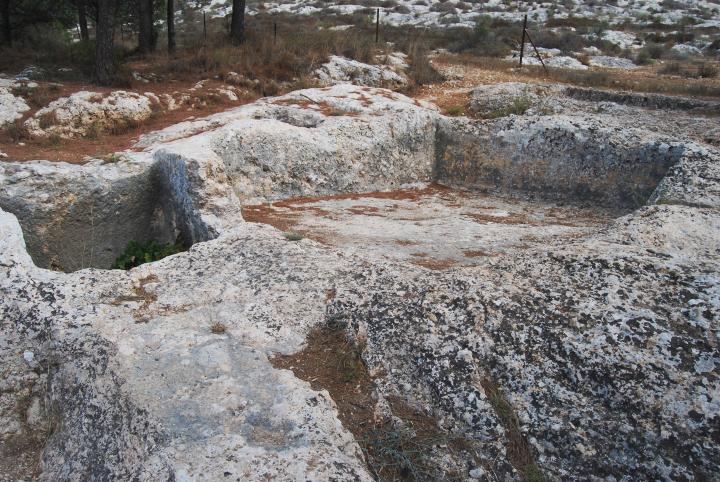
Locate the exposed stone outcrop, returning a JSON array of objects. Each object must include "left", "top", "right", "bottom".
[
  {"left": 315, "top": 55, "right": 408, "bottom": 87},
  {"left": 344, "top": 203, "right": 719, "bottom": 481},
  {"left": 140, "top": 84, "right": 438, "bottom": 204},
  {"left": 436, "top": 114, "right": 684, "bottom": 208},
  {"left": 25, "top": 91, "right": 158, "bottom": 138},
  {"left": 587, "top": 55, "right": 637, "bottom": 69},
  {"left": 1, "top": 83, "right": 719, "bottom": 481},
  {"left": 0, "top": 211, "right": 375, "bottom": 481},
  {"left": 469, "top": 82, "right": 561, "bottom": 117},
  {"left": 564, "top": 86, "right": 720, "bottom": 114},
  {"left": 0, "top": 85, "right": 437, "bottom": 270},
  {"left": 0, "top": 159, "right": 173, "bottom": 272}
]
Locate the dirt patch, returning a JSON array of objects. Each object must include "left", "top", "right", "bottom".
[
  {"left": 463, "top": 211, "right": 540, "bottom": 226},
  {"left": 272, "top": 325, "right": 468, "bottom": 481},
  {"left": 0, "top": 432, "right": 46, "bottom": 482},
  {"left": 410, "top": 257, "right": 458, "bottom": 270},
  {"left": 395, "top": 239, "right": 420, "bottom": 246},
  {"left": 242, "top": 204, "right": 302, "bottom": 233},
  {"left": 463, "top": 250, "right": 500, "bottom": 258},
  {"left": 241, "top": 183, "right": 460, "bottom": 230}
]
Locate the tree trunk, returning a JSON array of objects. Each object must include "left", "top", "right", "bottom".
[
  {"left": 167, "top": 0, "right": 175, "bottom": 53},
  {"left": 78, "top": 0, "right": 89, "bottom": 41},
  {"left": 230, "top": 0, "right": 245, "bottom": 45},
  {"left": 138, "top": 0, "right": 154, "bottom": 54},
  {"left": 1, "top": 0, "right": 11, "bottom": 46},
  {"left": 94, "top": 0, "right": 115, "bottom": 85}
]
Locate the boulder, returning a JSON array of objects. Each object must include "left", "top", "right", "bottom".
[
  {"left": 0, "top": 86, "right": 30, "bottom": 127},
  {"left": 588, "top": 55, "right": 637, "bottom": 69},
  {"left": 468, "top": 82, "right": 561, "bottom": 117},
  {"left": 25, "top": 90, "right": 158, "bottom": 138},
  {"left": 315, "top": 55, "right": 408, "bottom": 87}
]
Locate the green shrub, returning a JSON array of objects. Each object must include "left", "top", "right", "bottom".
[
  {"left": 111, "top": 241, "right": 185, "bottom": 270},
  {"left": 483, "top": 96, "right": 532, "bottom": 119},
  {"left": 445, "top": 104, "right": 465, "bottom": 116},
  {"left": 283, "top": 231, "right": 304, "bottom": 241},
  {"left": 697, "top": 62, "right": 719, "bottom": 79}
]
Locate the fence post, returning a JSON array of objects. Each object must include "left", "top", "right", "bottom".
[
  {"left": 375, "top": 8, "right": 380, "bottom": 43},
  {"left": 274, "top": 22, "right": 277, "bottom": 44},
  {"left": 519, "top": 14, "right": 527, "bottom": 67},
  {"left": 524, "top": 29, "right": 549, "bottom": 75},
  {"left": 203, "top": 11, "right": 207, "bottom": 41}
]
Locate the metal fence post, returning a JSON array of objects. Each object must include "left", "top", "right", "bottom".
[
  {"left": 519, "top": 14, "right": 527, "bottom": 67},
  {"left": 376, "top": 8, "right": 380, "bottom": 43}
]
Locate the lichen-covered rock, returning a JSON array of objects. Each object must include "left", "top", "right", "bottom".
[
  {"left": 340, "top": 203, "right": 719, "bottom": 481},
  {"left": 649, "top": 143, "right": 720, "bottom": 208},
  {"left": 315, "top": 55, "right": 408, "bottom": 87}
]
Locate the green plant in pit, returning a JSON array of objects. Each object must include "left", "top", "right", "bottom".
[
  {"left": 340, "top": 344, "right": 365, "bottom": 383},
  {"left": 111, "top": 241, "right": 185, "bottom": 270},
  {"left": 524, "top": 464, "right": 552, "bottom": 482},
  {"left": 484, "top": 95, "right": 532, "bottom": 119},
  {"left": 446, "top": 105, "right": 466, "bottom": 116}
]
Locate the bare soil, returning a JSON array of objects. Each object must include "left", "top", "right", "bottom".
[
  {"left": 243, "top": 185, "right": 615, "bottom": 271},
  {"left": 272, "top": 325, "right": 469, "bottom": 481}
]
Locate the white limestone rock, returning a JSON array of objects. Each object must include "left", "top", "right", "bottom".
[
  {"left": 25, "top": 90, "right": 157, "bottom": 138},
  {"left": 315, "top": 55, "right": 408, "bottom": 87},
  {"left": 0, "top": 87, "right": 30, "bottom": 127},
  {"left": 508, "top": 54, "right": 588, "bottom": 70},
  {"left": 0, "top": 207, "right": 376, "bottom": 481},
  {"left": 588, "top": 56, "right": 638, "bottom": 69},
  {"left": 671, "top": 43, "right": 703, "bottom": 57},
  {"left": 140, "top": 84, "right": 438, "bottom": 204},
  {"left": 469, "top": 82, "right": 561, "bottom": 117}
]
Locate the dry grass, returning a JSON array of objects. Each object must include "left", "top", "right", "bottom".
[
  {"left": 211, "top": 322, "right": 227, "bottom": 334},
  {"left": 438, "top": 54, "right": 720, "bottom": 99},
  {"left": 479, "top": 377, "right": 550, "bottom": 482},
  {"left": 149, "top": 14, "right": 377, "bottom": 84},
  {"left": 659, "top": 61, "right": 719, "bottom": 79},
  {"left": 135, "top": 12, "right": 446, "bottom": 94}
]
